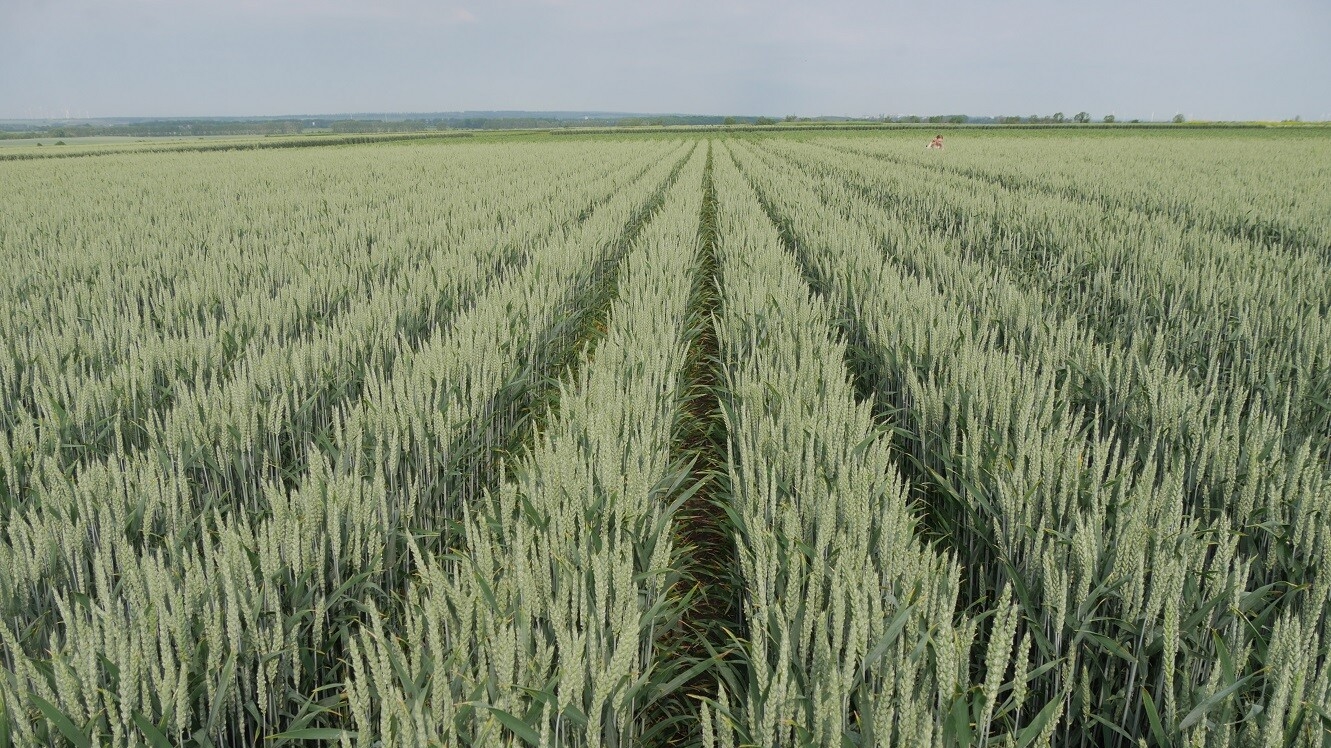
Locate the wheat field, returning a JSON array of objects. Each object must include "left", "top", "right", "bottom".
[{"left": 1, "top": 128, "right": 1328, "bottom": 747}]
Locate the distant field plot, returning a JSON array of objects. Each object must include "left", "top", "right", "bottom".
[
  {"left": 0, "top": 134, "right": 267, "bottom": 156},
  {"left": 0, "top": 129, "right": 1328, "bottom": 747},
  {"left": 0, "top": 136, "right": 151, "bottom": 148}
]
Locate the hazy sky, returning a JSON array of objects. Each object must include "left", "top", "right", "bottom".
[{"left": 2, "top": 0, "right": 1328, "bottom": 121}]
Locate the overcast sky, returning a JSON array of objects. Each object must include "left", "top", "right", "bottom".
[{"left": 2, "top": 0, "right": 1328, "bottom": 121}]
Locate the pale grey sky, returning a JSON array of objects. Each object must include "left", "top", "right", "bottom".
[{"left": 2, "top": 0, "right": 1328, "bottom": 121}]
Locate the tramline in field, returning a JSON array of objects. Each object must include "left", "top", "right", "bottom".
[{"left": 0, "top": 128, "right": 1328, "bottom": 747}]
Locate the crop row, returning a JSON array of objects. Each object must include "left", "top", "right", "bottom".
[
  {"left": 726, "top": 135, "right": 1330, "bottom": 746},
  {"left": 0, "top": 139, "right": 696, "bottom": 745}
]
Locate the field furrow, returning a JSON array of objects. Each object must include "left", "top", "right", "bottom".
[{"left": 645, "top": 144, "right": 741, "bottom": 747}]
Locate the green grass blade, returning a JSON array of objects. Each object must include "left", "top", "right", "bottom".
[{"left": 29, "top": 694, "right": 90, "bottom": 748}]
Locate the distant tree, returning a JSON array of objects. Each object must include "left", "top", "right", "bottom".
[
  {"left": 1103, "top": 114, "right": 1116, "bottom": 123},
  {"left": 1172, "top": 113, "right": 1186, "bottom": 123},
  {"left": 1052, "top": 112, "right": 1065, "bottom": 123},
  {"left": 927, "top": 115, "right": 945, "bottom": 124},
  {"left": 1073, "top": 111, "right": 1091, "bottom": 123},
  {"left": 723, "top": 116, "right": 737, "bottom": 126},
  {"left": 754, "top": 116, "right": 776, "bottom": 126},
  {"left": 949, "top": 115, "right": 968, "bottom": 124},
  {"left": 1130, "top": 119, "right": 1140, "bottom": 123},
  {"left": 902, "top": 115, "right": 922, "bottom": 123},
  {"left": 784, "top": 114, "right": 797, "bottom": 122},
  {"left": 1028, "top": 114, "right": 1041, "bottom": 124}
]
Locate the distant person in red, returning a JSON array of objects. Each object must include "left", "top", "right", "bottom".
[{"left": 926, "top": 134, "right": 944, "bottom": 150}]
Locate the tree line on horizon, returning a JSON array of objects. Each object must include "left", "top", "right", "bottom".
[{"left": 3, "top": 111, "right": 1268, "bottom": 141}]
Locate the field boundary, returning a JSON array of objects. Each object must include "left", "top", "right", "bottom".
[{"left": 0, "top": 132, "right": 468, "bottom": 161}]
